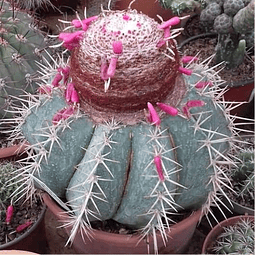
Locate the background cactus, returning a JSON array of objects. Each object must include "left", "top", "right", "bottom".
[
  {"left": 231, "top": 148, "right": 254, "bottom": 202},
  {"left": 2, "top": 6, "right": 253, "bottom": 253},
  {"left": 0, "top": 0, "right": 50, "bottom": 118},
  {"left": 212, "top": 218, "right": 254, "bottom": 254},
  {"left": 200, "top": 0, "right": 254, "bottom": 68},
  {"left": 158, "top": 0, "right": 205, "bottom": 14}
]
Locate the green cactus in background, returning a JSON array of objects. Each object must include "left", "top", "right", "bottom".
[
  {"left": 0, "top": 0, "right": 50, "bottom": 118},
  {"left": 12, "top": 0, "right": 52, "bottom": 10},
  {"left": 158, "top": 0, "right": 206, "bottom": 14},
  {"left": 213, "top": 218, "right": 254, "bottom": 254},
  {"left": 0, "top": 162, "right": 21, "bottom": 205},
  {"left": 231, "top": 148, "right": 254, "bottom": 201},
  {"left": 200, "top": 0, "right": 254, "bottom": 68},
  {"left": 1, "top": 6, "right": 254, "bottom": 253}
]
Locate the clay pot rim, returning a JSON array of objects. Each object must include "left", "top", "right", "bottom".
[
  {"left": 42, "top": 192, "right": 202, "bottom": 243},
  {"left": 201, "top": 214, "right": 254, "bottom": 254}
]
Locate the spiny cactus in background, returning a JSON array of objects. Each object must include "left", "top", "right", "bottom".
[
  {"left": 158, "top": 0, "right": 205, "bottom": 14},
  {"left": 200, "top": 0, "right": 254, "bottom": 68},
  {"left": 0, "top": 0, "right": 50, "bottom": 118},
  {"left": 0, "top": 162, "right": 21, "bottom": 205},
  {"left": 2, "top": 5, "right": 254, "bottom": 254},
  {"left": 12, "top": 0, "right": 52, "bottom": 10},
  {"left": 213, "top": 218, "right": 254, "bottom": 254},
  {"left": 231, "top": 148, "right": 254, "bottom": 201}
]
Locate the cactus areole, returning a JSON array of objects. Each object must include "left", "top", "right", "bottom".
[{"left": 11, "top": 7, "right": 243, "bottom": 251}]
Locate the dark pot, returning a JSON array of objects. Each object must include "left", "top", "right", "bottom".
[
  {"left": 0, "top": 146, "right": 48, "bottom": 254},
  {"left": 43, "top": 193, "right": 202, "bottom": 254},
  {"left": 202, "top": 215, "right": 254, "bottom": 254}
]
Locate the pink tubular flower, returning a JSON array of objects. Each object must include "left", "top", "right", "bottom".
[
  {"left": 195, "top": 81, "right": 213, "bottom": 89},
  {"left": 147, "top": 102, "right": 161, "bottom": 126},
  {"left": 5, "top": 205, "right": 14, "bottom": 225},
  {"left": 71, "top": 88, "right": 79, "bottom": 103},
  {"left": 100, "top": 61, "right": 109, "bottom": 80},
  {"left": 107, "top": 58, "right": 118, "bottom": 78},
  {"left": 186, "top": 100, "right": 205, "bottom": 108},
  {"left": 52, "top": 108, "right": 66, "bottom": 124},
  {"left": 158, "top": 16, "right": 180, "bottom": 29},
  {"left": 178, "top": 66, "right": 192, "bottom": 75},
  {"left": 59, "top": 31, "right": 84, "bottom": 50},
  {"left": 164, "top": 27, "right": 171, "bottom": 39},
  {"left": 157, "top": 103, "right": 178, "bottom": 116},
  {"left": 113, "top": 41, "right": 123, "bottom": 55},
  {"left": 65, "top": 83, "right": 75, "bottom": 102},
  {"left": 52, "top": 72, "right": 62, "bottom": 87},
  {"left": 154, "top": 155, "right": 165, "bottom": 181},
  {"left": 181, "top": 56, "right": 199, "bottom": 63},
  {"left": 156, "top": 39, "right": 166, "bottom": 48},
  {"left": 16, "top": 221, "right": 32, "bottom": 233}
]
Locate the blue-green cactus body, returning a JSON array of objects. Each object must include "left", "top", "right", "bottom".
[{"left": 0, "top": 1, "right": 49, "bottom": 118}]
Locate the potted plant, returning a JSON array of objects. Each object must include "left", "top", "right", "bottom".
[
  {"left": 179, "top": 0, "right": 254, "bottom": 119},
  {"left": 0, "top": 152, "right": 48, "bottom": 253},
  {"left": 202, "top": 214, "right": 254, "bottom": 254},
  {"left": 0, "top": 4, "right": 253, "bottom": 254},
  {"left": 222, "top": 135, "right": 254, "bottom": 215},
  {"left": 0, "top": 0, "right": 50, "bottom": 119}
]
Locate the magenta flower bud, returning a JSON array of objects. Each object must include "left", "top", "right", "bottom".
[
  {"left": 65, "top": 83, "right": 75, "bottom": 102},
  {"left": 52, "top": 73, "right": 63, "bottom": 87},
  {"left": 147, "top": 102, "right": 161, "bottom": 126},
  {"left": 157, "top": 103, "right": 178, "bottom": 116},
  {"left": 100, "top": 61, "right": 109, "bottom": 80},
  {"left": 38, "top": 85, "right": 52, "bottom": 94},
  {"left": 59, "top": 31, "right": 84, "bottom": 50},
  {"left": 186, "top": 100, "right": 205, "bottom": 108},
  {"left": 158, "top": 16, "right": 180, "bottom": 29},
  {"left": 182, "top": 105, "right": 191, "bottom": 119},
  {"left": 62, "top": 106, "right": 74, "bottom": 119},
  {"left": 107, "top": 58, "right": 118, "bottom": 78},
  {"left": 181, "top": 56, "right": 199, "bottom": 63},
  {"left": 164, "top": 27, "right": 171, "bottom": 39},
  {"left": 5, "top": 205, "right": 14, "bottom": 225},
  {"left": 71, "top": 89, "right": 79, "bottom": 103},
  {"left": 178, "top": 66, "right": 192, "bottom": 75},
  {"left": 154, "top": 155, "right": 164, "bottom": 181},
  {"left": 112, "top": 41, "right": 123, "bottom": 55}
]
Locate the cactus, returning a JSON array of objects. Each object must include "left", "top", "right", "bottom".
[
  {"left": 200, "top": 0, "right": 254, "bottom": 68},
  {"left": 0, "top": 0, "right": 50, "bottom": 118},
  {"left": 13, "top": 0, "right": 52, "bottom": 10},
  {"left": 213, "top": 218, "right": 254, "bottom": 254},
  {"left": 1, "top": 6, "right": 254, "bottom": 253},
  {"left": 158, "top": 0, "right": 205, "bottom": 14},
  {"left": 0, "top": 162, "right": 21, "bottom": 205},
  {"left": 231, "top": 148, "right": 254, "bottom": 201}
]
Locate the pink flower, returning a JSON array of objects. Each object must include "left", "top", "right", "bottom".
[
  {"left": 178, "top": 66, "right": 192, "bottom": 75},
  {"left": 52, "top": 73, "right": 62, "bottom": 87},
  {"left": 71, "top": 88, "right": 79, "bottom": 103},
  {"left": 186, "top": 100, "right": 205, "bottom": 108},
  {"left": 158, "top": 16, "right": 180, "bottom": 29},
  {"left": 154, "top": 155, "right": 165, "bottom": 181},
  {"left": 65, "top": 83, "right": 75, "bottom": 102},
  {"left": 59, "top": 31, "right": 84, "bottom": 50},
  {"left": 181, "top": 56, "right": 199, "bottom": 63},
  {"left": 164, "top": 27, "right": 171, "bottom": 39},
  {"left": 157, "top": 103, "right": 178, "bottom": 116},
  {"left": 147, "top": 102, "right": 161, "bottom": 126},
  {"left": 100, "top": 61, "right": 109, "bottom": 80},
  {"left": 113, "top": 41, "right": 123, "bottom": 55},
  {"left": 107, "top": 58, "right": 118, "bottom": 78}
]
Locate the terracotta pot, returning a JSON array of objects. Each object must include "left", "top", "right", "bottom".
[
  {"left": 43, "top": 193, "right": 202, "bottom": 254},
  {"left": 0, "top": 251, "right": 38, "bottom": 254},
  {"left": 202, "top": 215, "right": 254, "bottom": 254},
  {"left": 0, "top": 146, "right": 48, "bottom": 254}
]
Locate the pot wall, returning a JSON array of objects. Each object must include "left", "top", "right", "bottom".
[{"left": 43, "top": 193, "right": 201, "bottom": 254}]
